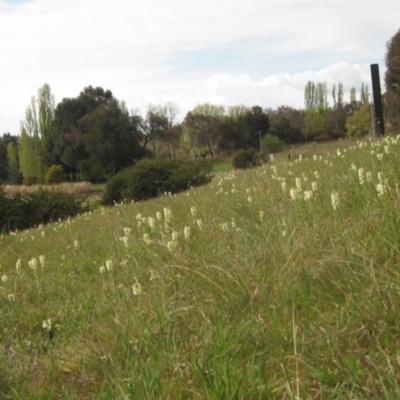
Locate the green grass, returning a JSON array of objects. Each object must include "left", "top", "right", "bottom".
[
  {"left": 212, "top": 159, "right": 233, "bottom": 173},
  {"left": 1, "top": 136, "right": 400, "bottom": 398}
]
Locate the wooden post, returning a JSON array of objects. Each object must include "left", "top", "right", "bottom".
[{"left": 370, "top": 64, "right": 385, "bottom": 136}]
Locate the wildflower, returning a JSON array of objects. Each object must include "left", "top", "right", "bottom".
[
  {"left": 246, "top": 188, "right": 250, "bottom": 194},
  {"left": 376, "top": 183, "right": 385, "bottom": 197},
  {"left": 123, "top": 227, "right": 132, "bottom": 235},
  {"left": 167, "top": 241, "right": 176, "bottom": 251},
  {"left": 163, "top": 208, "right": 172, "bottom": 222},
  {"left": 282, "top": 230, "right": 287, "bottom": 237},
  {"left": 281, "top": 182, "right": 287, "bottom": 191},
  {"left": 247, "top": 196, "right": 252, "bottom": 204},
  {"left": 156, "top": 211, "right": 162, "bottom": 221},
  {"left": 259, "top": 211, "right": 264, "bottom": 221},
  {"left": 41, "top": 231, "right": 45, "bottom": 238},
  {"left": 220, "top": 223, "right": 229, "bottom": 232},
  {"left": 42, "top": 319, "right": 52, "bottom": 332},
  {"left": 231, "top": 218, "right": 236, "bottom": 228},
  {"left": 143, "top": 234, "right": 151, "bottom": 245},
  {"left": 16, "top": 258, "right": 21, "bottom": 272},
  {"left": 74, "top": 240, "right": 79, "bottom": 249},
  {"left": 358, "top": 168, "right": 365, "bottom": 185},
  {"left": 105, "top": 260, "right": 113, "bottom": 271},
  {"left": 331, "top": 190, "right": 340, "bottom": 210},
  {"left": 8, "top": 294, "right": 15, "bottom": 302},
  {"left": 366, "top": 171, "right": 373, "bottom": 182},
  {"left": 378, "top": 172, "right": 384, "bottom": 182},
  {"left": 304, "top": 191, "right": 313, "bottom": 200},
  {"left": 2, "top": 275, "right": 8, "bottom": 283},
  {"left": 295, "top": 177, "right": 302, "bottom": 191},
  {"left": 172, "top": 231, "right": 179, "bottom": 242},
  {"left": 336, "top": 148, "right": 342, "bottom": 156},
  {"left": 149, "top": 270, "right": 159, "bottom": 281},
  {"left": 196, "top": 219, "right": 203, "bottom": 231},
  {"left": 313, "top": 154, "right": 318, "bottom": 161},
  {"left": 39, "top": 255, "right": 45, "bottom": 269},
  {"left": 183, "top": 226, "right": 191, "bottom": 239},
  {"left": 119, "top": 236, "right": 129, "bottom": 247},
  {"left": 377, "top": 153, "right": 384, "bottom": 161},
  {"left": 99, "top": 266, "right": 106, "bottom": 274},
  {"left": 384, "top": 145, "right": 390, "bottom": 154},
  {"left": 132, "top": 282, "right": 142, "bottom": 295},
  {"left": 147, "top": 217, "right": 155, "bottom": 230},
  {"left": 311, "top": 181, "right": 318, "bottom": 191},
  {"left": 28, "top": 258, "right": 38, "bottom": 271},
  {"left": 290, "top": 188, "right": 299, "bottom": 200},
  {"left": 351, "top": 163, "right": 357, "bottom": 171}
]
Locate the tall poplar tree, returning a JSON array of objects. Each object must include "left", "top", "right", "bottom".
[{"left": 18, "top": 84, "right": 55, "bottom": 182}]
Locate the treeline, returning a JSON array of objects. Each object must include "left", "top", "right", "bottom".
[{"left": 0, "top": 81, "right": 374, "bottom": 185}]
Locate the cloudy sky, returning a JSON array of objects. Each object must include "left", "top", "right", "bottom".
[{"left": 0, "top": 0, "right": 398, "bottom": 135}]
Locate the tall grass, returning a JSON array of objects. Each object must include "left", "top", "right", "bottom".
[{"left": 1, "top": 136, "right": 400, "bottom": 398}]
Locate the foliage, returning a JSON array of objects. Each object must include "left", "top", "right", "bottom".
[
  {"left": 45, "top": 164, "right": 64, "bottom": 184},
  {"left": 102, "top": 158, "right": 213, "bottom": 204},
  {"left": 385, "top": 28, "right": 400, "bottom": 133},
  {"left": 18, "top": 84, "right": 56, "bottom": 182},
  {"left": 79, "top": 100, "right": 145, "bottom": 183},
  {"left": 346, "top": 104, "right": 373, "bottom": 138},
  {"left": 52, "top": 86, "right": 115, "bottom": 179},
  {"left": 232, "top": 148, "right": 259, "bottom": 169},
  {"left": 6, "top": 141, "right": 22, "bottom": 184},
  {"left": 0, "top": 188, "right": 88, "bottom": 233},
  {"left": 262, "top": 133, "right": 284, "bottom": 153}
]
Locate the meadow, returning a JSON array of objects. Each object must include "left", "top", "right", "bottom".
[{"left": 1, "top": 136, "right": 400, "bottom": 399}]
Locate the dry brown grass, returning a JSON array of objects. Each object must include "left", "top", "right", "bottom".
[{"left": 1, "top": 182, "right": 92, "bottom": 195}]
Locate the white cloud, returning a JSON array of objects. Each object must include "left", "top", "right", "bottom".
[{"left": 0, "top": 0, "right": 397, "bottom": 133}]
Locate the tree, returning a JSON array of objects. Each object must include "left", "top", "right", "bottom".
[
  {"left": 304, "top": 81, "right": 330, "bottom": 141},
  {"left": 385, "top": 28, "right": 400, "bottom": 133},
  {"left": 52, "top": 86, "right": 114, "bottom": 179},
  {"left": 267, "top": 107, "right": 304, "bottom": 144},
  {"left": 7, "top": 141, "right": 22, "bottom": 184},
  {"left": 79, "top": 99, "right": 145, "bottom": 182},
  {"left": 18, "top": 84, "right": 56, "bottom": 182},
  {"left": 235, "top": 106, "right": 270, "bottom": 149},
  {"left": 338, "top": 82, "right": 344, "bottom": 108},
  {"left": 304, "top": 81, "right": 317, "bottom": 110},
  {"left": 360, "top": 83, "right": 370, "bottom": 105},
  {"left": 0, "top": 134, "right": 16, "bottom": 182},
  {"left": 346, "top": 104, "right": 372, "bottom": 138}
]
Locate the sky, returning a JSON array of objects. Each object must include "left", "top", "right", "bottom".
[{"left": 0, "top": 0, "right": 398, "bottom": 135}]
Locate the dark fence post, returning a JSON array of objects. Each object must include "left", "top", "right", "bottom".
[{"left": 370, "top": 64, "right": 385, "bottom": 136}]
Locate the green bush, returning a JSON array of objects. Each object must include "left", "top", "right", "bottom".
[
  {"left": 262, "top": 134, "right": 284, "bottom": 154},
  {"left": 0, "top": 188, "right": 89, "bottom": 234},
  {"left": 45, "top": 165, "right": 64, "bottom": 184},
  {"left": 102, "top": 158, "right": 213, "bottom": 205},
  {"left": 232, "top": 148, "right": 260, "bottom": 169}
]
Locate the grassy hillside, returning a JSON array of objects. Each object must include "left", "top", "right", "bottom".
[{"left": 1, "top": 137, "right": 400, "bottom": 399}]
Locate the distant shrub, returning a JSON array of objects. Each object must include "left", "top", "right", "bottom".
[
  {"left": 232, "top": 148, "right": 260, "bottom": 169},
  {"left": 0, "top": 188, "right": 89, "bottom": 234},
  {"left": 23, "top": 176, "right": 40, "bottom": 186},
  {"left": 45, "top": 165, "right": 64, "bottom": 184},
  {"left": 102, "top": 158, "right": 213, "bottom": 205},
  {"left": 262, "top": 134, "right": 284, "bottom": 154}
]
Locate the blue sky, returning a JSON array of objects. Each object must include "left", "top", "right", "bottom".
[{"left": 0, "top": 0, "right": 398, "bottom": 135}]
